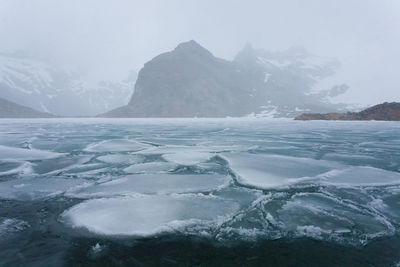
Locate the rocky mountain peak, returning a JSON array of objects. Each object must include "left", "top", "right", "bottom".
[
  {"left": 234, "top": 43, "right": 258, "bottom": 66},
  {"left": 173, "top": 40, "right": 213, "bottom": 58}
]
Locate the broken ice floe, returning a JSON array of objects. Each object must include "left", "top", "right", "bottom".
[
  {"left": 67, "top": 174, "right": 230, "bottom": 197},
  {"left": 61, "top": 194, "right": 240, "bottom": 236}
]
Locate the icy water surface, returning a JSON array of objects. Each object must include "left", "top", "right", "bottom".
[{"left": 0, "top": 118, "right": 400, "bottom": 266}]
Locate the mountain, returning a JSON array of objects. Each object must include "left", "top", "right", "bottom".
[
  {"left": 102, "top": 40, "right": 254, "bottom": 117},
  {"left": 295, "top": 102, "right": 400, "bottom": 121},
  {"left": 0, "top": 97, "right": 55, "bottom": 118},
  {"left": 102, "top": 41, "right": 349, "bottom": 118},
  {"left": 232, "top": 44, "right": 349, "bottom": 117},
  {"left": 0, "top": 53, "right": 135, "bottom": 116}
]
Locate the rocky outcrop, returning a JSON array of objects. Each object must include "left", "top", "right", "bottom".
[
  {"left": 102, "top": 40, "right": 254, "bottom": 117},
  {"left": 295, "top": 102, "right": 400, "bottom": 121},
  {"left": 0, "top": 97, "right": 55, "bottom": 118}
]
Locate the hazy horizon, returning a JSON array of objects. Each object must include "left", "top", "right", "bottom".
[{"left": 1, "top": 0, "right": 399, "bottom": 105}]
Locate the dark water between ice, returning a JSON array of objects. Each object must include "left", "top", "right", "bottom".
[{"left": 0, "top": 118, "right": 400, "bottom": 266}]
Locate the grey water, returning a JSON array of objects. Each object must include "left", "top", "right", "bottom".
[{"left": 0, "top": 118, "right": 400, "bottom": 266}]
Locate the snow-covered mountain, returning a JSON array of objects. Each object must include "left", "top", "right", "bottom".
[
  {"left": 0, "top": 53, "right": 135, "bottom": 116},
  {"left": 233, "top": 44, "right": 350, "bottom": 117},
  {"left": 103, "top": 41, "right": 349, "bottom": 118}
]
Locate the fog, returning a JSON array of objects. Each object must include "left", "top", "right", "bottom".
[{"left": 0, "top": 0, "right": 399, "bottom": 105}]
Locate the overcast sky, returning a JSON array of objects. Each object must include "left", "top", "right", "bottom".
[{"left": 0, "top": 0, "right": 399, "bottom": 105}]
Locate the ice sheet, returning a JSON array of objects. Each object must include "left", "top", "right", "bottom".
[
  {"left": 0, "top": 177, "right": 89, "bottom": 200},
  {"left": 123, "top": 162, "right": 178, "bottom": 174},
  {"left": 85, "top": 139, "right": 150, "bottom": 152},
  {"left": 32, "top": 155, "right": 92, "bottom": 175},
  {"left": 1, "top": 119, "right": 400, "bottom": 247},
  {"left": 0, "top": 145, "right": 65, "bottom": 161},
  {"left": 222, "top": 153, "right": 338, "bottom": 188},
  {"left": 68, "top": 174, "right": 229, "bottom": 197},
  {"left": 62, "top": 194, "right": 240, "bottom": 236},
  {"left": 278, "top": 193, "right": 394, "bottom": 241},
  {"left": 218, "top": 191, "right": 396, "bottom": 244},
  {"left": 96, "top": 154, "right": 145, "bottom": 164},
  {"left": 320, "top": 166, "right": 400, "bottom": 186},
  {"left": 162, "top": 151, "right": 213, "bottom": 165},
  {"left": 0, "top": 161, "right": 33, "bottom": 176}
]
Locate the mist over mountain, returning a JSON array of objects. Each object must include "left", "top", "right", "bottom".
[
  {"left": 102, "top": 41, "right": 348, "bottom": 118},
  {"left": 0, "top": 97, "right": 54, "bottom": 118},
  {"left": 232, "top": 43, "right": 349, "bottom": 117},
  {"left": 0, "top": 53, "right": 136, "bottom": 116},
  {"left": 103, "top": 41, "right": 253, "bottom": 117}
]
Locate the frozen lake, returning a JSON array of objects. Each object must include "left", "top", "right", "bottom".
[{"left": 1, "top": 118, "right": 400, "bottom": 265}]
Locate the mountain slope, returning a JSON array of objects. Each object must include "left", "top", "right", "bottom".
[
  {"left": 0, "top": 97, "right": 55, "bottom": 118},
  {"left": 0, "top": 53, "right": 135, "bottom": 116}
]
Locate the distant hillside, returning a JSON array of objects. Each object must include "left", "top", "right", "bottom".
[
  {"left": 101, "top": 40, "right": 348, "bottom": 118},
  {"left": 0, "top": 53, "right": 135, "bottom": 116},
  {"left": 295, "top": 102, "right": 400, "bottom": 121},
  {"left": 0, "top": 97, "right": 55, "bottom": 118}
]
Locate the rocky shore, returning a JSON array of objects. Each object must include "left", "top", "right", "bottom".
[{"left": 295, "top": 102, "right": 400, "bottom": 121}]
